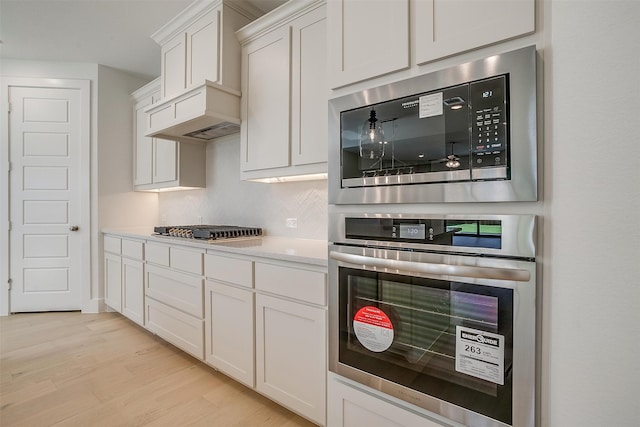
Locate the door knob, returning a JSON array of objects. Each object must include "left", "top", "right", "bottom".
[{"left": 69, "top": 226, "right": 79, "bottom": 231}]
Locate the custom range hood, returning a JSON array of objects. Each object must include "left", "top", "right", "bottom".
[
  {"left": 144, "top": 0, "right": 261, "bottom": 142},
  {"left": 144, "top": 80, "right": 241, "bottom": 142}
]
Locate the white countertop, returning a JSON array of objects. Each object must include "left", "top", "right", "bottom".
[{"left": 102, "top": 227, "right": 328, "bottom": 267}]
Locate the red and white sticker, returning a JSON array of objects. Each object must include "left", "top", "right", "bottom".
[{"left": 353, "top": 306, "right": 394, "bottom": 352}]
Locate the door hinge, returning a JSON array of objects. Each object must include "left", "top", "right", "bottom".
[
  {"left": 7, "top": 101, "right": 12, "bottom": 114},
  {"left": 7, "top": 279, "right": 12, "bottom": 290}
]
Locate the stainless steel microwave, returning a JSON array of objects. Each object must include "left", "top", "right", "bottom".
[{"left": 328, "top": 45, "right": 538, "bottom": 204}]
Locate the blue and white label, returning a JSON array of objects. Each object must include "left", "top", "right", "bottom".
[{"left": 455, "top": 326, "right": 505, "bottom": 385}]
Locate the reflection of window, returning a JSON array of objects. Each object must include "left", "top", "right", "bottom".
[{"left": 446, "top": 220, "right": 502, "bottom": 237}]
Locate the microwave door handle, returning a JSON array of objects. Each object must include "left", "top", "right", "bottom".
[{"left": 329, "top": 251, "right": 531, "bottom": 282}]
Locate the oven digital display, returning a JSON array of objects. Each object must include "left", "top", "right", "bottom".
[{"left": 399, "top": 224, "right": 425, "bottom": 239}]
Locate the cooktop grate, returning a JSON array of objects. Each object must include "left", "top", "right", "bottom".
[{"left": 153, "top": 225, "right": 263, "bottom": 240}]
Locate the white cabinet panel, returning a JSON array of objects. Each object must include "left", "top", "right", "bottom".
[
  {"left": 145, "top": 243, "right": 170, "bottom": 267},
  {"left": 255, "top": 293, "right": 326, "bottom": 425},
  {"left": 187, "top": 9, "right": 220, "bottom": 87},
  {"left": 146, "top": 297, "right": 204, "bottom": 360},
  {"left": 122, "top": 257, "right": 145, "bottom": 326},
  {"left": 170, "top": 247, "right": 203, "bottom": 275},
  {"left": 291, "top": 5, "right": 328, "bottom": 167},
  {"left": 161, "top": 34, "right": 188, "bottom": 99},
  {"left": 328, "top": 376, "right": 445, "bottom": 427},
  {"left": 121, "top": 239, "right": 144, "bottom": 260},
  {"left": 415, "top": 0, "right": 535, "bottom": 65},
  {"left": 204, "top": 253, "right": 253, "bottom": 288},
  {"left": 241, "top": 25, "right": 291, "bottom": 172},
  {"left": 327, "top": 0, "right": 410, "bottom": 88},
  {"left": 103, "top": 236, "right": 121, "bottom": 254},
  {"left": 146, "top": 264, "right": 203, "bottom": 317},
  {"left": 153, "top": 138, "right": 178, "bottom": 184},
  {"left": 255, "top": 262, "right": 326, "bottom": 306},
  {"left": 204, "top": 280, "right": 254, "bottom": 387},
  {"left": 104, "top": 252, "right": 122, "bottom": 312}
]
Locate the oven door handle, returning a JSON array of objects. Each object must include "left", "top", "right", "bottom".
[{"left": 329, "top": 251, "right": 531, "bottom": 282}]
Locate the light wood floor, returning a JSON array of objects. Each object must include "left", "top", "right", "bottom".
[{"left": 0, "top": 311, "right": 316, "bottom": 427}]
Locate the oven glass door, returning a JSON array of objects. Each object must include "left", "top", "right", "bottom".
[{"left": 338, "top": 265, "right": 515, "bottom": 425}]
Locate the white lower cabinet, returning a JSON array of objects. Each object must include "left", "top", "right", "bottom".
[
  {"left": 254, "top": 259, "right": 327, "bottom": 427},
  {"left": 122, "top": 257, "right": 145, "bottom": 326},
  {"left": 328, "top": 375, "right": 447, "bottom": 427},
  {"left": 256, "top": 294, "right": 326, "bottom": 425},
  {"left": 105, "top": 235, "right": 328, "bottom": 425},
  {"left": 145, "top": 256, "right": 204, "bottom": 360},
  {"left": 104, "top": 252, "right": 122, "bottom": 312},
  {"left": 204, "top": 280, "right": 254, "bottom": 388},
  {"left": 146, "top": 297, "right": 204, "bottom": 359}
]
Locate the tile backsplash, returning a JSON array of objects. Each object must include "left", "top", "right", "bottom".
[{"left": 158, "top": 134, "right": 328, "bottom": 240}]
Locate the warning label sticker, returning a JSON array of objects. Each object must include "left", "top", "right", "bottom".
[
  {"left": 353, "top": 306, "right": 394, "bottom": 353},
  {"left": 455, "top": 326, "right": 505, "bottom": 385}
]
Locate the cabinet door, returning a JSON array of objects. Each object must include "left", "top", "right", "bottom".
[
  {"left": 153, "top": 138, "right": 178, "bottom": 184},
  {"left": 187, "top": 9, "right": 220, "bottom": 89},
  {"left": 328, "top": 375, "right": 445, "bottom": 427},
  {"left": 241, "top": 25, "right": 291, "bottom": 172},
  {"left": 146, "top": 264, "right": 204, "bottom": 318},
  {"left": 291, "top": 5, "right": 327, "bottom": 166},
  {"left": 134, "top": 102, "right": 153, "bottom": 186},
  {"left": 415, "top": 0, "right": 535, "bottom": 64},
  {"left": 104, "top": 253, "right": 122, "bottom": 312},
  {"left": 161, "top": 33, "right": 187, "bottom": 98},
  {"left": 204, "top": 281, "right": 254, "bottom": 387},
  {"left": 327, "top": 0, "right": 409, "bottom": 89},
  {"left": 146, "top": 297, "right": 204, "bottom": 360},
  {"left": 122, "top": 257, "right": 144, "bottom": 326},
  {"left": 255, "top": 294, "right": 326, "bottom": 425}
]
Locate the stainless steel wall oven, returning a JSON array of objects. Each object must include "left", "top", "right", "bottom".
[
  {"left": 328, "top": 45, "right": 538, "bottom": 204},
  {"left": 328, "top": 214, "right": 537, "bottom": 427}
]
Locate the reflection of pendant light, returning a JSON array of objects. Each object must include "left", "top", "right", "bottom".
[
  {"left": 445, "top": 142, "right": 461, "bottom": 169},
  {"left": 359, "top": 109, "right": 386, "bottom": 159}
]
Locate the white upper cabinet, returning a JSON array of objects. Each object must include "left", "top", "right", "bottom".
[
  {"left": 238, "top": 0, "right": 328, "bottom": 181},
  {"left": 132, "top": 79, "right": 205, "bottom": 191},
  {"left": 328, "top": 0, "right": 535, "bottom": 89},
  {"left": 153, "top": 1, "right": 255, "bottom": 99},
  {"left": 241, "top": 25, "right": 291, "bottom": 172},
  {"left": 327, "top": 0, "right": 410, "bottom": 89},
  {"left": 414, "top": 0, "right": 535, "bottom": 65}
]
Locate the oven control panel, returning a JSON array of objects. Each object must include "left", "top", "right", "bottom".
[{"left": 344, "top": 217, "right": 502, "bottom": 249}]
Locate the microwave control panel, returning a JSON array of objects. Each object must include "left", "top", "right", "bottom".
[{"left": 470, "top": 76, "right": 509, "bottom": 171}]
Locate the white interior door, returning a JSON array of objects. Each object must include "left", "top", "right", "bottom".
[{"left": 9, "top": 85, "right": 85, "bottom": 312}]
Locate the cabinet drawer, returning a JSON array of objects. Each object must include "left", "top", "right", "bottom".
[
  {"left": 170, "top": 247, "right": 203, "bottom": 275},
  {"left": 121, "top": 239, "right": 144, "bottom": 260},
  {"left": 146, "top": 264, "right": 203, "bottom": 317},
  {"left": 104, "top": 236, "right": 121, "bottom": 254},
  {"left": 146, "top": 243, "right": 170, "bottom": 266},
  {"left": 205, "top": 254, "right": 253, "bottom": 288},
  {"left": 255, "top": 262, "right": 326, "bottom": 306},
  {"left": 146, "top": 297, "right": 204, "bottom": 360}
]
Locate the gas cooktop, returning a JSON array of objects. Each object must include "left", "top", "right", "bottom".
[{"left": 153, "top": 225, "right": 263, "bottom": 240}]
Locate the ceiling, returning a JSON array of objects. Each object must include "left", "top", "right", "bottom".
[{"left": 0, "top": 0, "right": 286, "bottom": 80}]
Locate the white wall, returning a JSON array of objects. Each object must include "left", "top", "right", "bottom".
[
  {"left": 95, "top": 65, "right": 158, "bottom": 306},
  {"left": 544, "top": 1, "right": 640, "bottom": 426},
  {"left": 158, "top": 133, "right": 328, "bottom": 240}
]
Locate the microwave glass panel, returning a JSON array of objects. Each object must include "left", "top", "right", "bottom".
[{"left": 339, "top": 75, "right": 508, "bottom": 184}]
